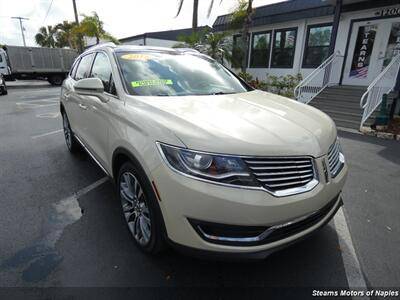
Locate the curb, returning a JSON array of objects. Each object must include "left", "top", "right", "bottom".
[
  {"left": 360, "top": 126, "right": 400, "bottom": 141},
  {"left": 7, "top": 84, "right": 54, "bottom": 90}
]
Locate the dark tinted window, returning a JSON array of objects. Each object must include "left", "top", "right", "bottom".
[
  {"left": 303, "top": 24, "right": 332, "bottom": 68},
  {"left": 271, "top": 28, "right": 297, "bottom": 68},
  {"left": 250, "top": 31, "right": 271, "bottom": 68},
  {"left": 74, "top": 54, "right": 94, "bottom": 80},
  {"left": 116, "top": 51, "right": 250, "bottom": 96},
  {"left": 90, "top": 52, "right": 113, "bottom": 94},
  {"left": 232, "top": 35, "right": 244, "bottom": 68}
]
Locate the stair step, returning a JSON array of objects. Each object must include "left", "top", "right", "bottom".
[
  {"left": 311, "top": 101, "right": 363, "bottom": 111},
  {"left": 315, "top": 95, "right": 364, "bottom": 102}
]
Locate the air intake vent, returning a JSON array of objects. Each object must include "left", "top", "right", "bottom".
[
  {"left": 244, "top": 156, "right": 317, "bottom": 196},
  {"left": 328, "top": 140, "right": 344, "bottom": 178}
]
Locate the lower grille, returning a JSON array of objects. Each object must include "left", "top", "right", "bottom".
[
  {"left": 243, "top": 156, "right": 317, "bottom": 196},
  {"left": 189, "top": 194, "right": 342, "bottom": 246}
]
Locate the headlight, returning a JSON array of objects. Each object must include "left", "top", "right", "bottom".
[{"left": 157, "top": 142, "right": 259, "bottom": 187}]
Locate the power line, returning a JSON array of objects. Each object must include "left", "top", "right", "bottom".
[{"left": 42, "top": 0, "right": 54, "bottom": 25}]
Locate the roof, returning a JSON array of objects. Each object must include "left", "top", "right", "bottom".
[
  {"left": 213, "top": 0, "right": 400, "bottom": 31},
  {"left": 119, "top": 26, "right": 212, "bottom": 43}
]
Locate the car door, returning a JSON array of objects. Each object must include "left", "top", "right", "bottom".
[
  {"left": 81, "top": 51, "right": 117, "bottom": 168},
  {"left": 65, "top": 53, "right": 95, "bottom": 142}
]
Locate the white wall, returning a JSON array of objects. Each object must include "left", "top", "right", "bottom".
[
  {"left": 145, "top": 38, "right": 178, "bottom": 48},
  {"left": 121, "top": 37, "right": 145, "bottom": 46},
  {"left": 121, "top": 37, "right": 178, "bottom": 48}
]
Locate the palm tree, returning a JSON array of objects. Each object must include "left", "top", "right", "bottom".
[
  {"left": 203, "top": 31, "right": 232, "bottom": 64},
  {"left": 55, "top": 21, "right": 78, "bottom": 49},
  {"left": 176, "top": 0, "right": 222, "bottom": 30},
  {"left": 77, "top": 12, "right": 119, "bottom": 45},
  {"left": 35, "top": 25, "right": 57, "bottom": 48},
  {"left": 230, "top": 0, "right": 254, "bottom": 72}
]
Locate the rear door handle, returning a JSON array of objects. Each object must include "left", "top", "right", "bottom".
[{"left": 79, "top": 103, "right": 88, "bottom": 110}]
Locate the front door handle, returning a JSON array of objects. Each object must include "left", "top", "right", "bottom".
[{"left": 79, "top": 103, "right": 88, "bottom": 110}]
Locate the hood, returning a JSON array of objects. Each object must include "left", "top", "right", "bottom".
[{"left": 129, "top": 90, "right": 337, "bottom": 157}]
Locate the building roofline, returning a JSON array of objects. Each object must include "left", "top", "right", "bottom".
[{"left": 119, "top": 26, "right": 212, "bottom": 42}]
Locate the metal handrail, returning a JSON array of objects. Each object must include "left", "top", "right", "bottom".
[
  {"left": 294, "top": 51, "right": 343, "bottom": 103},
  {"left": 359, "top": 54, "right": 400, "bottom": 128}
]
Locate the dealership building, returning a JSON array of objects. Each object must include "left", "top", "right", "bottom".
[{"left": 214, "top": 0, "right": 400, "bottom": 130}]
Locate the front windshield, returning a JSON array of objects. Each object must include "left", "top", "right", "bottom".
[{"left": 116, "top": 51, "right": 251, "bottom": 96}]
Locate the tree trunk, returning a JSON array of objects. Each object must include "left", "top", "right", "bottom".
[
  {"left": 192, "top": 0, "right": 199, "bottom": 30},
  {"left": 241, "top": 0, "right": 253, "bottom": 73},
  {"left": 96, "top": 35, "right": 100, "bottom": 45}
]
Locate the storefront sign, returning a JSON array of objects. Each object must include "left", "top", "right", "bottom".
[
  {"left": 350, "top": 25, "right": 377, "bottom": 79},
  {"left": 375, "top": 7, "right": 400, "bottom": 17}
]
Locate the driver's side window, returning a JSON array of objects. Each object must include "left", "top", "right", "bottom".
[{"left": 90, "top": 52, "right": 116, "bottom": 96}]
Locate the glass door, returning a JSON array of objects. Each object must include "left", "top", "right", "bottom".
[
  {"left": 343, "top": 18, "right": 400, "bottom": 86},
  {"left": 342, "top": 20, "right": 382, "bottom": 86}
]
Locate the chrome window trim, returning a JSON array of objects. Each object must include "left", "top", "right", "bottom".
[{"left": 156, "top": 141, "right": 319, "bottom": 197}]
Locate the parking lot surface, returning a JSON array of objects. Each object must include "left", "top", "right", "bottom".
[{"left": 0, "top": 87, "right": 399, "bottom": 297}]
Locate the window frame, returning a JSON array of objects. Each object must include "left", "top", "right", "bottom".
[
  {"left": 249, "top": 30, "right": 272, "bottom": 69},
  {"left": 69, "top": 58, "right": 81, "bottom": 79},
  {"left": 89, "top": 51, "right": 118, "bottom": 97},
  {"left": 271, "top": 27, "right": 298, "bottom": 69},
  {"left": 302, "top": 22, "right": 333, "bottom": 69},
  {"left": 73, "top": 52, "right": 95, "bottom": 81}
]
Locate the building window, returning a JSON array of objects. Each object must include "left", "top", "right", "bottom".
[
  {"left": 303, "top": 24, "right": 332, "bottom": 68},
  {"left": 232, "top": 35, "right": 244, "bottom": 68},
  {"left": 250, "top": 31, "right": 271, "bottom": 68},
  {"left": 271, "top": 28, "right": 297, "bottom": 68}
]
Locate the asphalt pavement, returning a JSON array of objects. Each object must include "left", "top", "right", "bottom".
[{"left": 0, "top": 86, "right": 399, "bottom": 298}]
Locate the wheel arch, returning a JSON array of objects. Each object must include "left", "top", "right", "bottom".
[{"left": 112, "top": 147, "right": 146, "bottom": 183}]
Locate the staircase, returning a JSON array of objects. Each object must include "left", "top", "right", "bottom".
[{"left": 309, "top": 85, "right": 393, "bottom": 130}]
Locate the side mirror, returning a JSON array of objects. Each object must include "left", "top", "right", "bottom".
[{"left": 74, "top": 78, "right": 108, "bottom": 102}]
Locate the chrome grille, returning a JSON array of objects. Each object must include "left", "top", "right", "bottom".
[
  {"left": 243, "top": 157, "right": 317, "bottom": 196},
  {"left": 328, "top": 140, "right": 344, "bottom": 178}
]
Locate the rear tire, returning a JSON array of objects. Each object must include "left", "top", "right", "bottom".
[
  {"left": 62, "top": 112, "right": 81, "bottom": 153},
  {"left": 117, "top": 161, "right": 166, "bottom": 254}
]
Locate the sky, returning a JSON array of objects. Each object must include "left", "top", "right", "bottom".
[{"left": 0, "top": 0, "right": 281, "bottom": 47}]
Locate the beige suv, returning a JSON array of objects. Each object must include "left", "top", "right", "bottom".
[{"left": 60, "top": 44, "right": 347, "bottom": 258}]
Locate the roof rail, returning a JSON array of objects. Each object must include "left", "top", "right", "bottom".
[{"left": 86, "top": 42, "right": 116, "bottom": 51}]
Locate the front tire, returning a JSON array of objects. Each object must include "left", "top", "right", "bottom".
[
  {"left": 118, "top": 161, "right": 166, "bottom": 254},
  {"left": 62, "top": 112, "right": 81, "bottom": 153}
]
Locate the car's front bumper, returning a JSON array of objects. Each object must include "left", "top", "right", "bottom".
[{"left": 151, "top": 155, "right": 347, "bottom": 256}]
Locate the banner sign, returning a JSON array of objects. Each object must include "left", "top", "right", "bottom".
[{"left": 350, "top": 25, "right": 377, "bottom": 79}]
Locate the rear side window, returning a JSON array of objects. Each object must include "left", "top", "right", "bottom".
[
  {"left": 74, "top": 54, "right": 94, "bottom": 80},
  {"left": 69, "top": 58, "right": 80, "bottom": 78},
  {"left": 90, "top": 52, "right": 113, "bottom": 93}
]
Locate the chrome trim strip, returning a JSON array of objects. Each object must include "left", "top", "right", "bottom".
[
  {"left": 197, "top": 195, "right": 342, "bottom": 243},
  {"left": 156, "top": 141, "right": 319, "bottom": 197},
  {"left": 74, "top": 135, "right": 110, "bottom": 176}
]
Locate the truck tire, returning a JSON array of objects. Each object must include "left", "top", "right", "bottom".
[{"left": 49, "top": 75, "right": 64, "bottom": 86}]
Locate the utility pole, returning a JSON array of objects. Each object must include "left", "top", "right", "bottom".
[
  {"left": 11, "top": 17, "right": 29, "bottom": 46},
  {"left": 72, "top": 0, "right": 79, "bottom": 24},
  {"left": 72, "top": 0, "right": 83, "bottom": 53}
]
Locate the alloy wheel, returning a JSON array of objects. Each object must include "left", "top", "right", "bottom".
[{"left": 119, "top": 172, "right": 152, "bottom": 245}]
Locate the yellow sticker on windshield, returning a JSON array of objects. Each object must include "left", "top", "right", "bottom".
[
  {"left": 131, "top": 79, "right": 173, "bottom": 88},
  {"left": 121, "top": 54, "right": 152, "bottom": 61}
]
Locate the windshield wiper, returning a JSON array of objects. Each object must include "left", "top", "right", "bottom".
[{"left": 212, "top": 91, "right": 234, "bottom": 95}]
